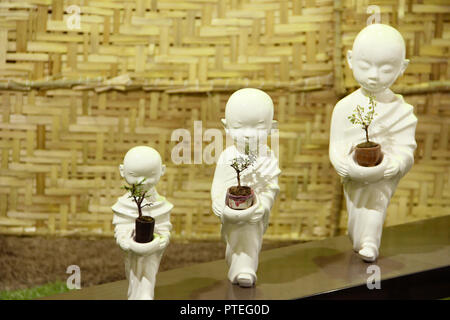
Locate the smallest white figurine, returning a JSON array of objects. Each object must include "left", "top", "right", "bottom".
[{"left": 112, "top": 146, "right": 173, "bottom": 300}]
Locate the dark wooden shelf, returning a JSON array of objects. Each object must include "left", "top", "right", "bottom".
[{"left": 42, "top": 215, "right": 450, "bottom": 300}]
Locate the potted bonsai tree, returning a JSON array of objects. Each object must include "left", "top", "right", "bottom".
[
  {"left": 122, "top": 178, "right": 155, "bottom": 243},
  {"left": 348, "top": 94, "right": 382, "bottom": 167},
  {"left": 226, "top": 144, "right": 257, "bottom": 210}
]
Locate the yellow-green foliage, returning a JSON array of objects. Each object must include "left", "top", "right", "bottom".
[{"left": 0, "top": 281, "right": 69, "bottom": 300}]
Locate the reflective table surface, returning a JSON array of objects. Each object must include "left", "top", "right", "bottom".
[{"left": 42, "top": 215, "right": 449, "bottom": 300}]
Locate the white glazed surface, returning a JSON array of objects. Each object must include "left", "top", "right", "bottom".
[
  {"left": 112, "top": 146, "right": 173, "bottom": 300},
  {"left": 329, "top": 24, "right": 417, "bottom": 262},
  {"left": 211, "top": 88, "right": 281, "bottom": 286}
]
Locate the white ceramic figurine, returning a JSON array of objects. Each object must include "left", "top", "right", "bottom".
[
  {"left": 211, "top": 88, "right": 281, "bottom": 287},
  {"left": 112, "top": 146, "right": 173, "bottom": 299},
  {"left": 329, "top": 24, "right": 417, "bottom": 262}
]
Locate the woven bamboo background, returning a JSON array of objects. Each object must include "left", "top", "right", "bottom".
[{"left": 0, "top": 0, "right": 448, "bottom": 240}]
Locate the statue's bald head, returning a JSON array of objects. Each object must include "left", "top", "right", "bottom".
[
  {"left": 225, "top": 88, "right": 274, "bottom": 125},
  {"left": 352, "top": 23, "right": 406, "bottom": 59},
  {"left": 123, "top": 146, "right": 162, "bottom": 172}
]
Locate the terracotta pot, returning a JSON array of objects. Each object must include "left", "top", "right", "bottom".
[
  {"left": 226, "top": 186, "right": 254, "bottom": 210},
  {"left": 355, "top": 143, "right": 383, "bottom": 167},
  {"left": 135, "top": 216, "right": 155, "bottom": 243}
]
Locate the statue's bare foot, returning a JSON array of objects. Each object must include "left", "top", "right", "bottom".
[
  {"left": 237, "top": 273, "right": 255, "bottom": 288},
  {"left": 358, "top": 246, "right": 377, "bottom": 262}
]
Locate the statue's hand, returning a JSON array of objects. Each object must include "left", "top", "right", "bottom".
[
  {"left": 347, "top": 154, "right": 387, "bottom": 183},
  {"left": 333, "top": 158, "right": 350, "bottom": 178},
  {"left": 116, "top": 228, "right": 134, "bottom": 252},
  {"left": 158, "top": 234, "right": 170, "bottom": 251},
  {"left": 384, "top": 157, "right": 400, "bottom": 178},
  {"left": 129, "top": 234, "right": 161, "bottom": 256},
  {"left": 222, "top": 194, "right": 261, "bottom": 224}
]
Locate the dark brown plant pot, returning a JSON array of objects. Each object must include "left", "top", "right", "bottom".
[
  {"left": 135, "top": 216, "right": 155, "bottom": 243},
  {"left": 355, "top": 142, "right": 383, "bottom": 167},
  {"left": 226, "top": 186, "right": 254, "bottom": 210}
]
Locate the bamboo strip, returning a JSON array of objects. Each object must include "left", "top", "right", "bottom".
[{"left": 0, "top": 0, "right": 447, "bottom": 240}]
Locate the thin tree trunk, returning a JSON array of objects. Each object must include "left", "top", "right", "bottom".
[
  {"left": 137, "top": 196, "right": 144, "bottom": 219},
  {"left": 364, "top": 125, "right": 369, "bottom": 143},
  {"left": 138, "top": 199, "right": 142, "bottom": 218},
  {"left": 132, "top": 195, "right": 142, "bottom": 219},
  {"left": 237, "top": 171, "right": 241, "bottom": 187}
]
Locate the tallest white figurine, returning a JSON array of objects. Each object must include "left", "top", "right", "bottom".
[
  {"left": 329, "top": 24, "right": 417, "bottom": 262},
  {"left": 211, "top": 88, "right": 281, "bottom": 287}
]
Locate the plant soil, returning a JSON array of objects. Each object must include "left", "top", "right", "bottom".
[
  {"left": 228, "top": 186, "right": 252, "bottom": 196},
  {"left": 356, "top": 141, "right": 379, "bottom": 148},
  {"left": 0, "top": 235, "right": 302, "bottom": 291},
  {"left": 137, "top": 216, "right": 154, "bottom": 223}
]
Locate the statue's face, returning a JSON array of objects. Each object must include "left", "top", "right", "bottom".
[
  {"left": 351, "top": 44, "right": 405, "bottom": 93},
  {"left": 349, "top": 26, "right": 407, "bottom": 94},
  {"left": 122, "top": 161, "right": 162, "bottom": 191},
  {"left": 227, "top": 107, "right": 271, "bottom": 136},
  {"left": 120, "top": 147, "right": 164, "bottom": 191},
  {"left": 225, "top": 89, "right": 274, "bottom": 151},
  {"left": 226, "top": 108, "right": 272, "bottom": 153}
]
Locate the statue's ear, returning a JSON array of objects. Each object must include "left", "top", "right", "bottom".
[
  {"left": 271, "top": 120, "right": 278, "bottom": 130},
  {"left": 347, "top": 50, "right": 353, "bottom": 69},
  {"left": 119, "top": 164, "right": 124, "bottom": 178},
  {"left": 400, "top": 59, "right": 410, "bottom": 75},
  {"left": 161, "top": 164, "right": 166, "bottom": 177},
  {"left": 221, "top": 118, "right": 230, "bottom": 135}
]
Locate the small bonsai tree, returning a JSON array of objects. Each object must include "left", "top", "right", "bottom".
[
  {"left": 230, "top": 144, "right": 257, "bottom": 188},
  {"left": 348, "top": 94, "right": 378, "bottom": 147},
  {"left": 122, "top": 178, "right": 153, "bottom": 218}
]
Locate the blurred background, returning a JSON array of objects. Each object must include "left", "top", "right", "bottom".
[{"left": 0, "top": 0, "right": 448, "bottom": 297}]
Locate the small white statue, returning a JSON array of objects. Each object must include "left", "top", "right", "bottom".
[
  {"left": 211, "top": 88, "right": 281, "bottom": 287},
  {"left": 329, "top": 24, "right": 418, "bottom": 262},
  {"left": 112, "top": 146, "right": 173, "bottom": 299}
]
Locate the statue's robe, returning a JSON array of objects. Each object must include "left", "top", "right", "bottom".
[
  {"left": 211, "top": 145, "right": 281, "bottom": 283},
  {"left": 112, "top": 189, "right": 172, "bottom": 300},
  {"left": 330, "top": 89, "right": 417, "bottom": 255}
]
